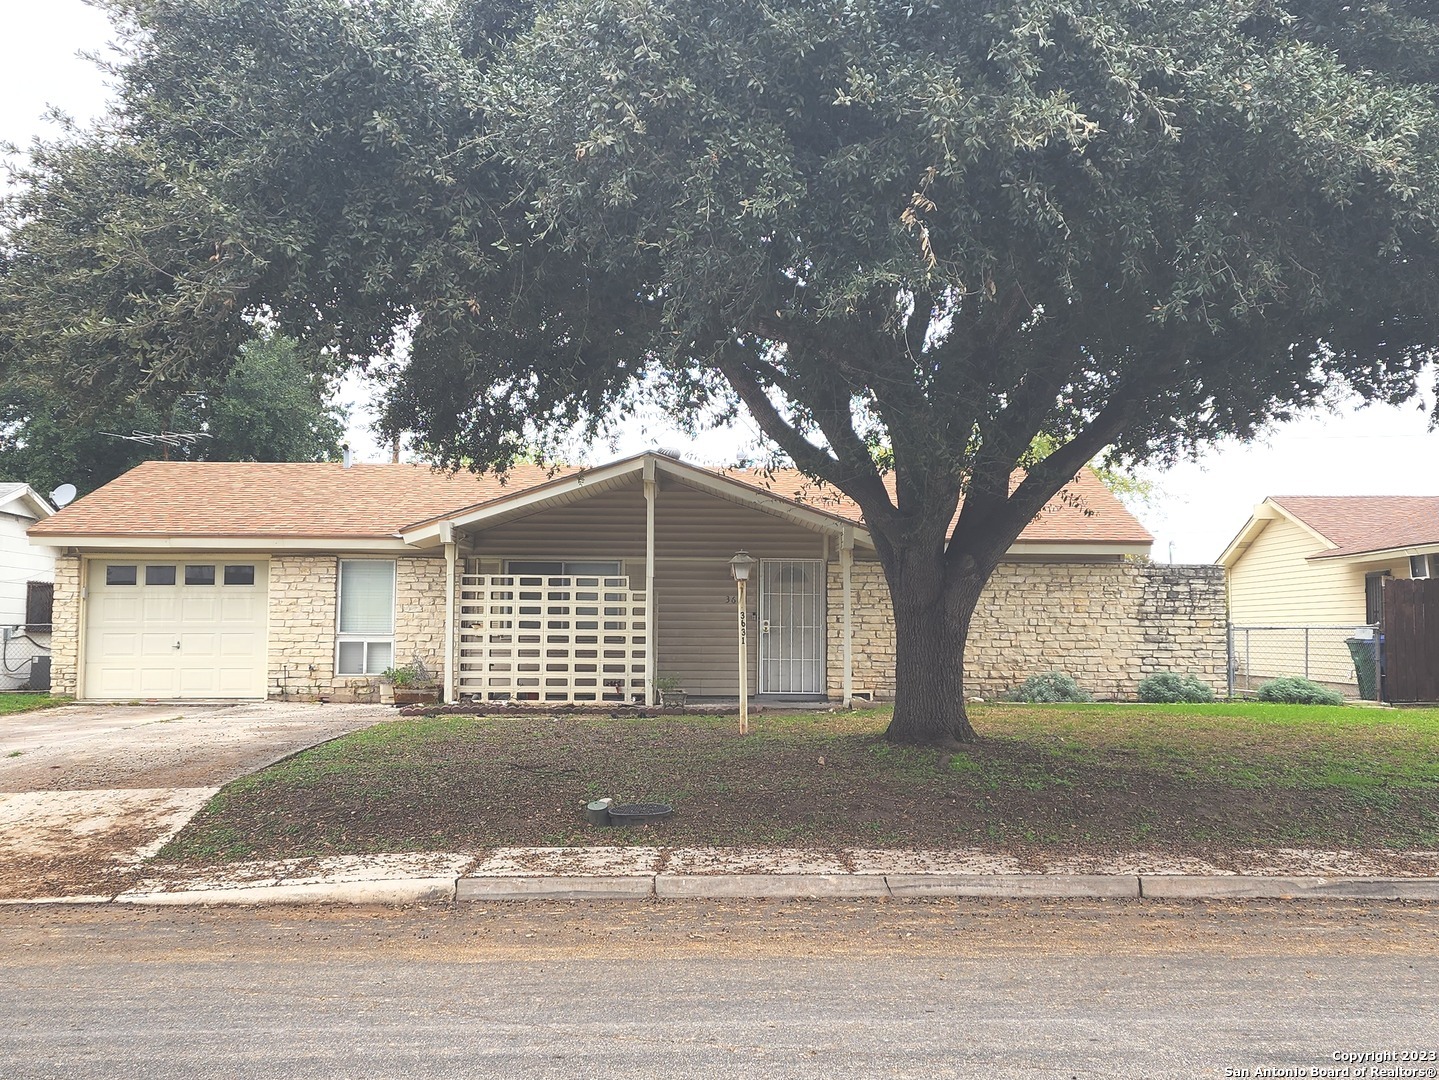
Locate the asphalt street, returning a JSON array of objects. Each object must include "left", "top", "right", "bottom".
[{"left": 2, "top": 898, "right": 1436, "bottom": 1079}]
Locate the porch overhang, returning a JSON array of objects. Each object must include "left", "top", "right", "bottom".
[{"left": 398, "top": 451, "right": 873, "bottom": 548}]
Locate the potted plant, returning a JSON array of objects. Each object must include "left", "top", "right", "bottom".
[
  {"left": 654, "top": 674, "right": 687, "bottom": 708},
  {"left": 381, "top": 662, "right": 440, "bottom": 706}
]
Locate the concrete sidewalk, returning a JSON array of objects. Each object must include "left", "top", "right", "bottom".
[{"left": 4, "top": 845, "right": 1435, "bottom": 907}]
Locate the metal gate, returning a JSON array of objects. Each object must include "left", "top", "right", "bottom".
[
  {"left": 1382, "top": 578, "right": 1439, "bottom": 703},
  {"left": 758, "top": 560, "right": 824, "bottom": 695}
]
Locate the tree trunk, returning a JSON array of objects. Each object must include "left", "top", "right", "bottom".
[{"left": 882, "top": 551, "right": 987, "bottom": 747}]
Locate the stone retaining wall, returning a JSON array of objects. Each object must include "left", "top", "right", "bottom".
[{"left": 827, "top": 559, "right": 1227, "bottom": 701}]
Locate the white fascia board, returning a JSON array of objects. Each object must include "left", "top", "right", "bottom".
[
  {"left": 1, "top": 485, "right": 55, "bottom": 522},
  {"left": 1216, "top": 500, "right": 1288, "bottom": 568},
  {"left": 36, "top": 535, "right": 415, "bottom": 554},
  {"left": 1312, "top": 543, "right": 1439, "bottom": 565}
]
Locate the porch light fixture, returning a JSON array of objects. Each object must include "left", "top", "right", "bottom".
[{"left": 729, "top": 551, "right": 755, "bottom": 734}]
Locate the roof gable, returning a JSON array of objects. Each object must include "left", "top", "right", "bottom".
[{"left": 0, "top": 483, "right": 55, "bottom": 523}]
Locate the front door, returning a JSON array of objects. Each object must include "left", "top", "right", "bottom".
[{"left": 758, "top": 559, "right": 824, "bottom": 695}]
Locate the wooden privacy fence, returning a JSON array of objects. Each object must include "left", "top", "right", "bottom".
[
  {"left": 1382, "top": 578, "right": 1439, "bottom": 703},
  {"left": 457, "top": 574, "right": 648, "bottom": 703}
]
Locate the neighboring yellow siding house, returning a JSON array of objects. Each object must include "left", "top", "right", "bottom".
[{"left": 1220, "top": 496, "right": 1439, "bottom": 687}]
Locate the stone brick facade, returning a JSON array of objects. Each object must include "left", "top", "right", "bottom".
[
  {"left": 48, "top": 551, "right": 455, "bottom": 702},
  {"left": 48, "top": 555, "right": 81, "bottom": 697},
  {"left": 827, "top": 559, "right": 1227, "bottom": 701},
  {"left": 268, "top": 554, "right": 448, "bottom": 702}
]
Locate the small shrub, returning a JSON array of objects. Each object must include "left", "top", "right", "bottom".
[
  {"left": 1137, "top": 672, "right": 1216, "bottom": 704},
  {"left": 1254, "top": 677, "right": 1345, "bottom": 706},
  {"left": 1005, "top": 672, "right": 1094, "bottom": 703}
]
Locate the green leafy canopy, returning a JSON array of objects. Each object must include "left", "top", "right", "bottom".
[{"left": 4, "top": 0, "right": 1439, "bottom": 741}]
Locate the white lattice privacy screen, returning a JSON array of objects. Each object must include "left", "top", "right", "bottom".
[
  {"left": 759, "top": 559, "right": 825, "bottom": 694},
  {"left": 458, "top": 575, "right": 648, "bottom": 702}
]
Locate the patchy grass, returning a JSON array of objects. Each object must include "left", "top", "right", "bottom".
[
  {"left": 0, "top": 693, "right": 64, "bottom": 716},
  {"left": 158, "top": 703, "right": 1439, "bottom": 864}
]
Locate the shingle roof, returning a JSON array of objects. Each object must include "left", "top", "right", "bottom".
[
  {"left": 721, "top": 465, "right": 1152, "bottom": 545},
  {"left": 28, "top": 461, "right": 581, "bottom": 539},
  {"left": 30, "top": 456, "right": 1151, "bottom": 547},
  {"left": 1270, "top": 496, "right": 1439, "bottom": 559}
]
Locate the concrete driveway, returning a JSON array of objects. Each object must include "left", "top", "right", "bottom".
[{"left": 0, "top": 701, "right": 392, "bottom": 901}]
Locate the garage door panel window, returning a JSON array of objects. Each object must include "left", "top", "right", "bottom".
[
  {"left": 106, "top": 565, "right": 138, "bottom": 586},
  {"left": 224, "top": 564, "right": 256, "bottom": 586},
  {"left": 338, "top": 560, "right": 396, "bottom": 675},
  {"left": 146, "top": 565, "right": 176, "bottom": 586},
  {"left": 185, "top": 565, "right": 216, "bottom": 586}
]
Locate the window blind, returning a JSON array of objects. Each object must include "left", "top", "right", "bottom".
[{"left": 339, "top": 561, "right": 395, "bottom": 634}]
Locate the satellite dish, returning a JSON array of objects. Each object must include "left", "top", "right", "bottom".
[{"left": 50, "top": 483, "right": 77, "bottom": 508}]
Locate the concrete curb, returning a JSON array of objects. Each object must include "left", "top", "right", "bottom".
[
  {"left": 887, "top": 874, "right": 1140, "bottom": 898},
  {"left": 114, "top": 877, "right": 457, "bottom": 907},
  {"left": 1139, "top": 875, "right": 1439, "bottom": 900},
  {"left": 458, "top": 876, "right": 654, "bottom": 900},
  {"left": 655, "top": 874, "right": 891, "bottom": 899},
  {"left": 8, "top": 872, "right": 1439, "bottom": 907}
]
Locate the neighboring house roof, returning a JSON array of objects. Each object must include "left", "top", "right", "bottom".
[
  {"left": 1219, "top": 495, "right": 1439, "bottom": 567},
  {"left": 30, "top": 453, "right": 1152, "bottom": 554},
  {"left": 0, "top": 483, "right": 56, "bottom": 523},
  {"left": 1272, "top": 496, "right": 1439, "bottom": 560}
]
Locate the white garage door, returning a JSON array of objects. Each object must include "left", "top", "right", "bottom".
[{"left": 83, "top": 559, "right": 269, "bottom": 699}]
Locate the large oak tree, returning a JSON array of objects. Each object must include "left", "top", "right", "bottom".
[{"left": 4, "top": 0, "right": 1439, "bottom": 743}]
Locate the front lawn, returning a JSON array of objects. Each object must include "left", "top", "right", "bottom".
[
  {"left": 0, "top": 693, "right": 63, "bottom": 716},
  {"left": 158, "top": 703, "right": 1439, "bottom": 864}
]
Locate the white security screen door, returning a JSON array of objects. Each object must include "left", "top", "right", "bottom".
[{"left": 758, "top": 559, "right": 824, "bottom": 694}]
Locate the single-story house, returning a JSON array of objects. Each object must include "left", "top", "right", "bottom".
[
  {"left": 1, "top": 482, "right": 58, "bottom": 691},
  {"left": 29, "top": 452, "right": 1227, "bottom": 704},
  {"left": 1219, "top": 495, "right": 1439, "bottom": 690},
  {"left": 1221, "top": 496, "right": 1439, "bottom": 626}
]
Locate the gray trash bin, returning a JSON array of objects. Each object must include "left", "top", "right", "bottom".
[{"left": 1345, "top": 637, "right": 1378, "bottom": 701}]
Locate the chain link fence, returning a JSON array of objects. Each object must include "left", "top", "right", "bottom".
[
  {"left": 1, "top": 628, "right": 51, "bottom": 692},
  {"left": 1228, "top": 624, "right": 1381, "bottom": 701}
]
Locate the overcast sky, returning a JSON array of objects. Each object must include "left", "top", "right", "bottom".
[{"left": 5, "top": 0, "right": 1436, "bottom": 563}]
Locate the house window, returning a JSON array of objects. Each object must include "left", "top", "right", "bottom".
[
  {"left": 105, "top": 565, "right": 137, "bottom": 586},
  {"left": 504, "top": 560, "right": 623, "bottom": 577},
  {"left": 24, "top": 581, "right": 53, "bottom": 629},
  {"left": 146, "top": 565, "right": 177, "bottom": 586},
  {"left": 1410, "top": 554, "right": 1439, "bottom": 579},
  {"left": 337, "top": 560, "right": 396, "bottom": 675}
]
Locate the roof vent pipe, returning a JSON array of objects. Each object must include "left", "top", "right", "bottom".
[{"left": 342, "top": 445, "right": 353, "bottom": 469}]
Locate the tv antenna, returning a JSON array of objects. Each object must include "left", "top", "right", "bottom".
[{"left": 101, "top": 430, "right": 211, "bottom": 460}]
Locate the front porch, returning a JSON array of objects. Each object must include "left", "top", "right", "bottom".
[{"left": 400, "top": 453, "right": 864, "bottom": 708}]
